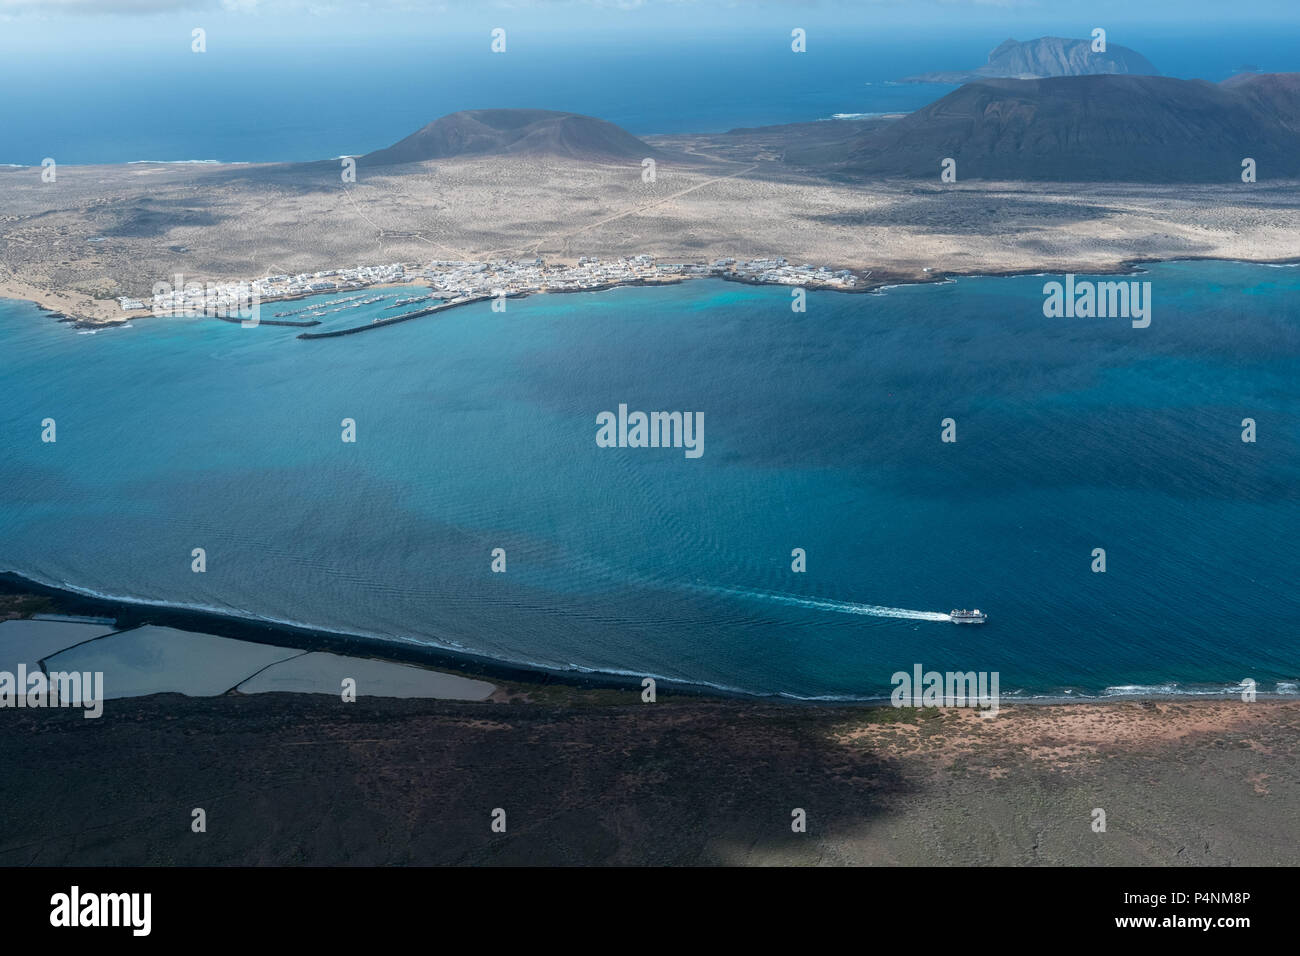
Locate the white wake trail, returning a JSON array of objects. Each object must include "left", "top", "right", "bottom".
[{"left": 701, "top": 585, "right": 952, "bottom": 622}]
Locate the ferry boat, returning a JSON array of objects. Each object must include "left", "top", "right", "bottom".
[{"left": 949, "top": 608, "right": 987, "bottom": 624}]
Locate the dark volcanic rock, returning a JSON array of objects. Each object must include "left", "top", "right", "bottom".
[
  {"left": 1220, "top": 71, "right": 1300, "bottom": 133},
  {"left": 363, "top": 109, "right": 654, "bottom": 166},
  {"left": 840, "top": 74, "right": 1300, "bottom": 182}
]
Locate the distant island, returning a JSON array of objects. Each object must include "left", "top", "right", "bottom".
[
  {"left": 901, "top": 35, "right": 1159, "bottom": 84},
  {"left": 4, "top": 75, "right": 1300, "bottom": 327}
]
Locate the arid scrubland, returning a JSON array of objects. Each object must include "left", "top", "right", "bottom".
[{"left": 2, "top": 151, "right": 1298, "bottom": 324}]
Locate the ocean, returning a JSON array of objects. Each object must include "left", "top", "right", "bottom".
[
  {"left": 1, "top": 261, "right": 1297, "bottom": 699},
  {"left": 3, "top": 25, "right": 1300, "bottom": 165}
]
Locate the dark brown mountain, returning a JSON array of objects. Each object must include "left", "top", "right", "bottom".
[
  {"left": 362, "top": 109, "right": 653, "bottom": 165},
  {"left": 839, "top": 74, "right": 1300, "bottom": 182}
]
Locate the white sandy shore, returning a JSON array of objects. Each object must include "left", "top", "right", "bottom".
[{"left": 0, "top": 277, "right": 147, "bottom": 324}]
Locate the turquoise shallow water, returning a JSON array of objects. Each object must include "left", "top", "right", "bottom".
[{"left": 1, "top": 261, "right": 1297, "bottom": 699}]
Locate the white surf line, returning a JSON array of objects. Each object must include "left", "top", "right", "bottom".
[{"left": 695, "top": 584, "right": 952, "bottom": 622}]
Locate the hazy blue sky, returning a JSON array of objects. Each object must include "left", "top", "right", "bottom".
[{"left": 4, "top": 0, "right": 1298, "bottom": 52}]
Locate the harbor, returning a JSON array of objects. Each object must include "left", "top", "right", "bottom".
[{"left": 134, "top": 254, "right": 866, "bottom": 331}]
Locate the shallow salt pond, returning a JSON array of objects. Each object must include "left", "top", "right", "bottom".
[
  {"left": 31, "top": 621, "right": 496, "bottom": 701},
  {"left": 0, "top": 619, "right": 117, "bottom": 674},
  {"left": 42, "top": 625, "right": 300, "bottom": 699},
  {"left": 237, "top": 651, "right": 495, "bottom": 701}
]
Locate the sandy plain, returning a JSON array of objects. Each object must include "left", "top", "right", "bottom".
[{"left": 3, "top": 150, "right": 1299, "bottom": 326}]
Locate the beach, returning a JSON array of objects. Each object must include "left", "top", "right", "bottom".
[{"left": 0, "top": 276, "right": 141, "bottom": 325}]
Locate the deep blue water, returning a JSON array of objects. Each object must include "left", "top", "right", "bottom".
[
  {"left": 3, "top": 26, "right": 1299, "bottom": 165},
  {"left": 1, "top": 262, "right": 1297, "bottom": 699}
]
